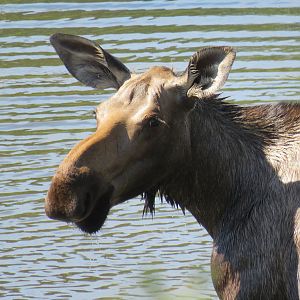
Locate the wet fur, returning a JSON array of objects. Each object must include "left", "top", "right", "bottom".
[{"left": 143, "top": 97, "right": 300, "bottom": 299}]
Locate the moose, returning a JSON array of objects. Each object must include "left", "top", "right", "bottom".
[{"left": 45, "top": 33, "right": 300, "bottom": 299}]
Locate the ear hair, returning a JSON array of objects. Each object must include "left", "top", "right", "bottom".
[{"left": 185, "top": 46, "right": 236, "bottom": 98}]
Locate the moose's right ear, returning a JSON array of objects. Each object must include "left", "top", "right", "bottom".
[{"left": 50, "top": 33, "right": 131, "bottom": 90}]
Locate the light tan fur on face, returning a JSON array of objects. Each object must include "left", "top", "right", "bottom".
[{"left": 57, "top": 66, "right": 183, "bottom": 202}]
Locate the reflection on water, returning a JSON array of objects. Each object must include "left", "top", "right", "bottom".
[{"left": 0, "top": 0, "right": 299, "bottom": 299}]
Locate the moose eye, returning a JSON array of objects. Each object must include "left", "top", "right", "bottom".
[{"left": 147, "top": 117, "right": 161, "bottom": 128}]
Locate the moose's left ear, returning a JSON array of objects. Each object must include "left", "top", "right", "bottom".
[{"left": 183, "top": 47, "right": 236, "bottom": 98}]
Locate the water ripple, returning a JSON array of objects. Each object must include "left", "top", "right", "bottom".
[{"left": 0, "top": 1, "right": 299, "bottom": 299}]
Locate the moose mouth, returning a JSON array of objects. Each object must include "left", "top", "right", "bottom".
[{"left": 75, "top": 187, "right": 114, "bottom": 234}]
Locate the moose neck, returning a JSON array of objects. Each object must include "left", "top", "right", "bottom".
[{"left": 165, "top": 97, "right": 276, "bottom": 238}]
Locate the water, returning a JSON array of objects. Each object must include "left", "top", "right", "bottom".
[{"left": 0, "top": 1, "right": 299, "bottom": 299}]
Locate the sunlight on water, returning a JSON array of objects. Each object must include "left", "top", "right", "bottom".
[{"left": 0, "top": 0, "right": 299, "bottom": 299}]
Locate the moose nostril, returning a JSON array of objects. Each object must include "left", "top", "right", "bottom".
[
  {"left": 82, "top": 192, "right": 92, "bottom": 217},
  {"left": 85, "top": 192, "right": 91, "bottom": 207},
  {"left": 46, "top": 167, "right": 103, "bottom": 222},
  {"left": 72, "top": 192, "right": 92, "bottom": 222}
]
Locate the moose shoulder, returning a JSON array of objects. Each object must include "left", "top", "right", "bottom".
[{"left": 45, "top": 33, "right": 300, "bottom": 299}]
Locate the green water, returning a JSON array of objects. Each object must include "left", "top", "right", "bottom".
[{"left": 1, "top": 1, "right": 299, "bottom": 299}]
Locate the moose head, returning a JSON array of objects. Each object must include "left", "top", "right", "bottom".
[{"left": 45, "top": 33, "right": 235, "bottom": 234}]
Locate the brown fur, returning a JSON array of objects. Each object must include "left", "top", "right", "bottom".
[{"left": 46, "top": 34, "right": 300, "bottom": 299}]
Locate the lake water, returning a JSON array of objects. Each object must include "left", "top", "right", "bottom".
[{"left": 0, "top": 1, "right": 299, "bottom": 299}]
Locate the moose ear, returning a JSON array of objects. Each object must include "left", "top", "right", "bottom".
[
  {"left": 50, "top": 33, "right": 131, "bottom": 89},
  {"left": 183, "top": 47, "right": 236, "bottom": 98}
]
